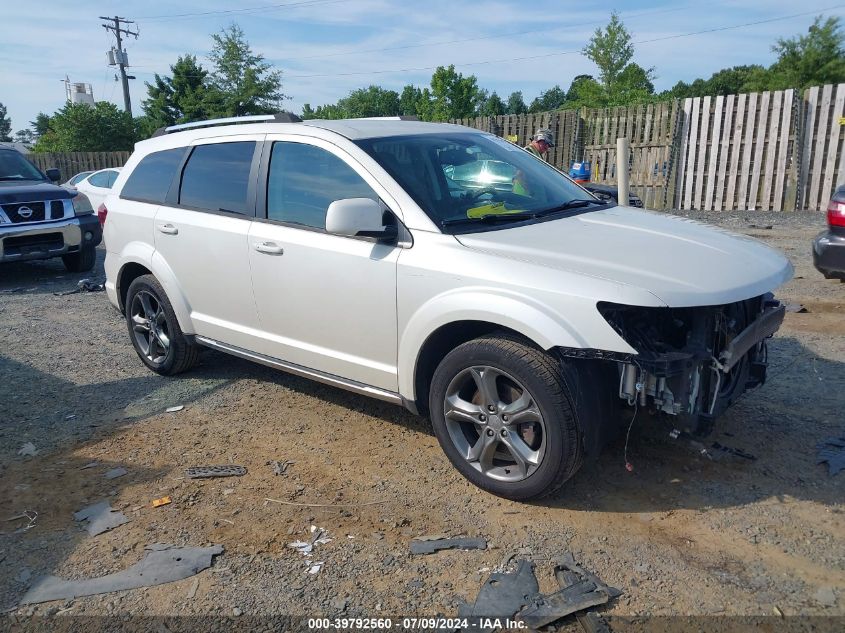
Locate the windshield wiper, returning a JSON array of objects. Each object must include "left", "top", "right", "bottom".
[{"left": 534, "top": 198, "right": 606, "bottom": 216}]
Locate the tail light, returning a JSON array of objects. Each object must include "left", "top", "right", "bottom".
[
  {"left": 97, "top": 203, "right": 108, "bottom": 227},
  {"left": 828, "top": 199, "right": 845, "bottom": 228}
]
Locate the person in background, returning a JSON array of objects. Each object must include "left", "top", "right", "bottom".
[{"left": 523, "top": 129, "right": 555, "bottom": 160}]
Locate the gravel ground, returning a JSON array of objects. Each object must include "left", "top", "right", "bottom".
[{"left": 0, "top": 210, "right": 843, "bottom": 629}]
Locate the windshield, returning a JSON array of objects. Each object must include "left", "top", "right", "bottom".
[
  {"left": 0, "top": 150, "right": 46, "bottom": 182},
  {"left": 355, "top": 133, "right": 607, "bottom": 232}
]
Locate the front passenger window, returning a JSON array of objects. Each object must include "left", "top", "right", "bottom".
[{"left": 267, "top": 142, "right": 378, "bottom": 230}]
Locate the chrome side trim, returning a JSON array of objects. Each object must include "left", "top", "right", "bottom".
[{"left": 195, "top": 336, "right": 404, "bottom": 405}]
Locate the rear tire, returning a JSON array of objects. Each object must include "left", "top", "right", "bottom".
[
  {"left": 62, "top": 245, "right": 96, "bottom": 272},
  {"left": 428, "top": 333, "right": 583, "bottom": 501},
  {"left": 125, "top": 274, "right": 199, "bottom": 375}
]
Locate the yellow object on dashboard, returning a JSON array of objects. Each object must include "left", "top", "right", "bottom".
[{"left": 466, "top": 202, "right": 525, "bottom": 219}]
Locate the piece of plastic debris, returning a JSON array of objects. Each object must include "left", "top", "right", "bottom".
[
  {"left": 458, "top": 559, "right": 540, "bottom": 633},
  {"left": 20, "top": 543, "right": 224, "bottom": 605},
  {"left": 79, "top": 462, "right": 99, "bottom": 470},
  {"left": 307, "top": 561, "right": 324, "bottom": 574},
  {"left": 64, "top": 414, "right": 76, "bottom": 421},
  {"left": 785, "top": 303, "right": 809, "bottom": 313},
  {"left": 6, "top": 511, "right": 38, "bottom": 534},
  {"left": 73, "top": 501, "right": 130, "bottom": 536},
  {"left": 17, "top": 443, "right": 37, "bottom": 457},
  {"left": 410, "top": 536, "right": 487, "bottom": 555},
  {"left": 816, "top": 436, "right": 845, "bottom": 476},
  {"left": 152, "top": 496, "right": 172, "bottom": 508},
  {"left": 271, "top": 460, "right": 294, "bottom": 476},
  {"left": 185, "top": 465, "right": 247, "bottom": 479},
  {"left": 104, "top": 467, "right": 128, "bottom": 480},
  {"left": 288, "top": 526, "right": 332, "bottom": 558},
  {"left": 186, "top": 578, "right": 199, "bottom": 599},
  {"left": 166, "top": 405, "right": 184, "bottom": 413}
]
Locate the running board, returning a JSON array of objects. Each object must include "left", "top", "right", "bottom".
[{"left": 194, "top": 336, "right": 404, "bottom": 406}]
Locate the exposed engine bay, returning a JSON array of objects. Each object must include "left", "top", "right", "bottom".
[{"left": 592, "top": 294, "right": 785, "bottom": 435}]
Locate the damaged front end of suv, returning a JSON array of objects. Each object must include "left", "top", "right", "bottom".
[{"left": 593, "top": 294, "right": 785, "bottom": 436}]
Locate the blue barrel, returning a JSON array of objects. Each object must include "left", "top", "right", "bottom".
[{"left": 569, "top": 161, "right": 591, "bottom": 181}]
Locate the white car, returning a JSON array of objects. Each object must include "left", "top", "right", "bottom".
[
  {"left": 103, "top": 114, "right": 792, "bottom": 500},
  {"left": 75, "top": 167, "right": 121, "bottom": 210},
  {"left": 62, "top": 170, "right": 94, "bottom": 189}
]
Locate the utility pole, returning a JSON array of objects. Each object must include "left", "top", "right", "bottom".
[{"left": 101, "top": 16, "right": 138, "bottom": 115}]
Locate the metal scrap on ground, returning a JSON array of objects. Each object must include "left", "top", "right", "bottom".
[
  {"left": 458, "top": 553, "right": 621, "bottom": 632},
  {"left": 817, "top": 436, "right": 845, "bottom": 475},
  {"left": 185, "top": 465, "right": 247, "bottom": 479},
  {"left": 409, "top": 536, "right": 488, "bottom": 555},
  {"left": 73, "top": 501, "right": 130, "bottom": 537},
  {"left": 20, "top": 543, "right": 224, "bottom": 605},
  {"left": 103, "top": 466, "right": 128, "bottom": 480}
]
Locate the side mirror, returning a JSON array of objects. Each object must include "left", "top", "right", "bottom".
[
  {"left": 325, "top": 198, "right": 397, "bottom": 241},
  {"left": 46, "top": 168, "right": 61, "bottom": 182}
]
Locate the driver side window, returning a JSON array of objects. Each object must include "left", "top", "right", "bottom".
[{"left": 267, "top": 142, "right": 378, "bottom": 230}]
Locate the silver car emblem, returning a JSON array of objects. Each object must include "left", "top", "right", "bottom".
[{"left": 18, "top": 206, "right": 33, "bottom": 219}]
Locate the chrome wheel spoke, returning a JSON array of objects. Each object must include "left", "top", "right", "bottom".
[
  {"left": 501, "top": 433, "right": 541, "bottom": 478},
  {"left": 467, "top": 432, "right": 499, "bottom": 472},
  {"left": 139, "top": 292, "right": 156, "bottom": 320},
  {"left": 445, "top": 393, "right": 484, "bottom": 425}
]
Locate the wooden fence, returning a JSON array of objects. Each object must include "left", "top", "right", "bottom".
[
  {"left": 27, "top": 152, "right": 130, "bottom": 180},
  {"left": 454, "top": 82, "right": 845, "bottom": 211}
]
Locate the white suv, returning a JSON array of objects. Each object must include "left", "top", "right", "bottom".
[{"left": 104, "top": 114, "right": 792, "bottom": 500}]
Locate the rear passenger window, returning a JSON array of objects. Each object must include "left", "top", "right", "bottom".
[
  {"left": 267, "top": 142, "right": 377, "bottom": 230},
  {"left": 179, "top": 142, "right": 256, "bottom": 214},
  {"left": 121, "top": 148, "right": 186, "bottom": 204}
]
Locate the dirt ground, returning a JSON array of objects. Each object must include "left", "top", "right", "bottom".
[{"left": 0, "top": 210, "right": 843, "bottom": 629}]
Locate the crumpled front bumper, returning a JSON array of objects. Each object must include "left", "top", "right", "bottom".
[{"left": 0, "top": 215, "right": 102, "bottom": 263}]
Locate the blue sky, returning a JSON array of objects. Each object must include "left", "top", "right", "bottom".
[{"left": 1, "top": 0, "right": 844, "bottom": 131}]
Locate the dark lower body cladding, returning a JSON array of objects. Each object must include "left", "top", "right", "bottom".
[
  {"left": 570, "top": 294, "right": 785, "bottom": 437},
  {"left": 813, "top": 229, "right": 845, "bottom": 280}
]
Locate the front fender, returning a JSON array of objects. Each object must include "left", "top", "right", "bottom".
[{"left": 398, "top": 287, "right": 628, "bottom": 401}]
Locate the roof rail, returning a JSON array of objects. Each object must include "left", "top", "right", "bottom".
[
  {"left": 151, "top": 112, "right": 302, "bottom": 137},
  {"left": 354, "top": 115, "right": 419, "bottom": 121}
]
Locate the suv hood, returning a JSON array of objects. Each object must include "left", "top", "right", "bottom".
[
  {"left": 0, "top": 180, "right": 75, "bottom": 203},
  {"left": 454, "top": 207, "right": 793, "bottom": 307}
]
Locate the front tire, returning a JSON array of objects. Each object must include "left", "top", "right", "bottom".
[
  {"left": 125, "top": 274, "right": 198, "bottom": 375},
  {"left": 62, "top": 245, "right": 96, "bottom": 272},
  {"left": 428, "top": 334, "right": 583, "bottom": 501}
]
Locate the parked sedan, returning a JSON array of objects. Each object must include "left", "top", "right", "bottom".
[
  {"left": 75, "top": 168, "right": 121, "bottom": 210},
  {"left": 812, "top": 184, "right": 845, "bottom": 281},
  {"left": 61, "top": 171, "right": 94, "bottom": 189}
]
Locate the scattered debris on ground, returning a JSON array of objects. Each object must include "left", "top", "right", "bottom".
[
  {"left": 816, "top": 436, "right": 845, "bottom": 475},
  {"left": 185, "top": 465, "right": 247, "bottom": 479},
  {"left": 458, "top": 553, "right": 621, "bottom": 631},
  {"left": 73, "top": 501, "right": 130, "bottom": 537},
  {"left": 151, "top": 496, "right": 172, "bottom": 508},
  {"left": 709, "top": 442, "right": 757, "bottom": 462},
  {"left": 270, "top": 460, "right": 294, "bottom": 476},
  {"left": 20, "top": 544, "right": 224, "bottom": 605},
  {"left": 165, "top": 405, "right": 184, "bottom": 413},
  {"left": 5, "top": 511, "right": 38, "bottom": 534},
  {"left": 409, "top": 536, "right": 487, "bottom": 555},
  {"left": 16, "top": 443, "right": 37, "bottom": 457},
  {"left": 53, "top": 279, "right": 105, "bottom": 296},
  {"left": 785, "top": 303, "right": 809, "bottom": 313},
  {"left": 103, "top": 467, "right": 128, "bottom": 480},
  {"left": 288, "top": 526, "right": 332, "bottom": 558}
]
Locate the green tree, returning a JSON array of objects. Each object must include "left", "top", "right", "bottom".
[
  {"left": 505, "top": 91, "right": 527, "bottom": 115},
  {"left": 142, "top": 55, "right": 218, "bottom": 131},
  {"left": 337, "top": 85, "right": 400, "bottom": 118},
  {"left": 208, "top": 24, "right": 286, "bottom": 116},
  {"left": 428, "top": 65, "right": 483, "bottom": 120},
  {"left": 528, "top": 85, "right": 567, "bottom": 113},
  {"left": 30, "top": 112, "right": 51, "bottom": 139},
  {"left": 583, "top": 12, "right": 634, "bottom": 95},
  {"left": 481, "top": 91, "right": 506, "bottom": 116},
  {"left": 0, "top": 102, "right": 11, "bottom": 142},
  {"left": 747, "top": 16, "right": 845, "bottom": 90},
  {"left": 300, "top": 103, "right": 317, "bottom": 119},
  {"left": 611, "top": 63, "right": 655, "bottom": 105},
  {"left": 399, "top": 85, "right": 424, "bottom": 116},
  {"left": 33, "top": 102, "right": 136, "bottom": 152},
  {"left": 13, "top": 129, "right": 34, "bottom": 145}
]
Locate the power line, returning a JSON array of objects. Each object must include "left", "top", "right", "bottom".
[
  {"left": 282, "top": 4, "right": 845, "bottom": 79},
  {"left": 276, "top": 3, "right": 696, "bottom": 63},
  {"left": 136, "top": 0, "right": 351, "bottom": 21}
]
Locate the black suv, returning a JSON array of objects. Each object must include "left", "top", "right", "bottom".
[{"left": 0, "top": 146, "right": 102, "bottom": 272}]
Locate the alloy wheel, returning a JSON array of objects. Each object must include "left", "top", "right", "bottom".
[{"left": 130, "top": 290, "right": 171, "bottom": 365}]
